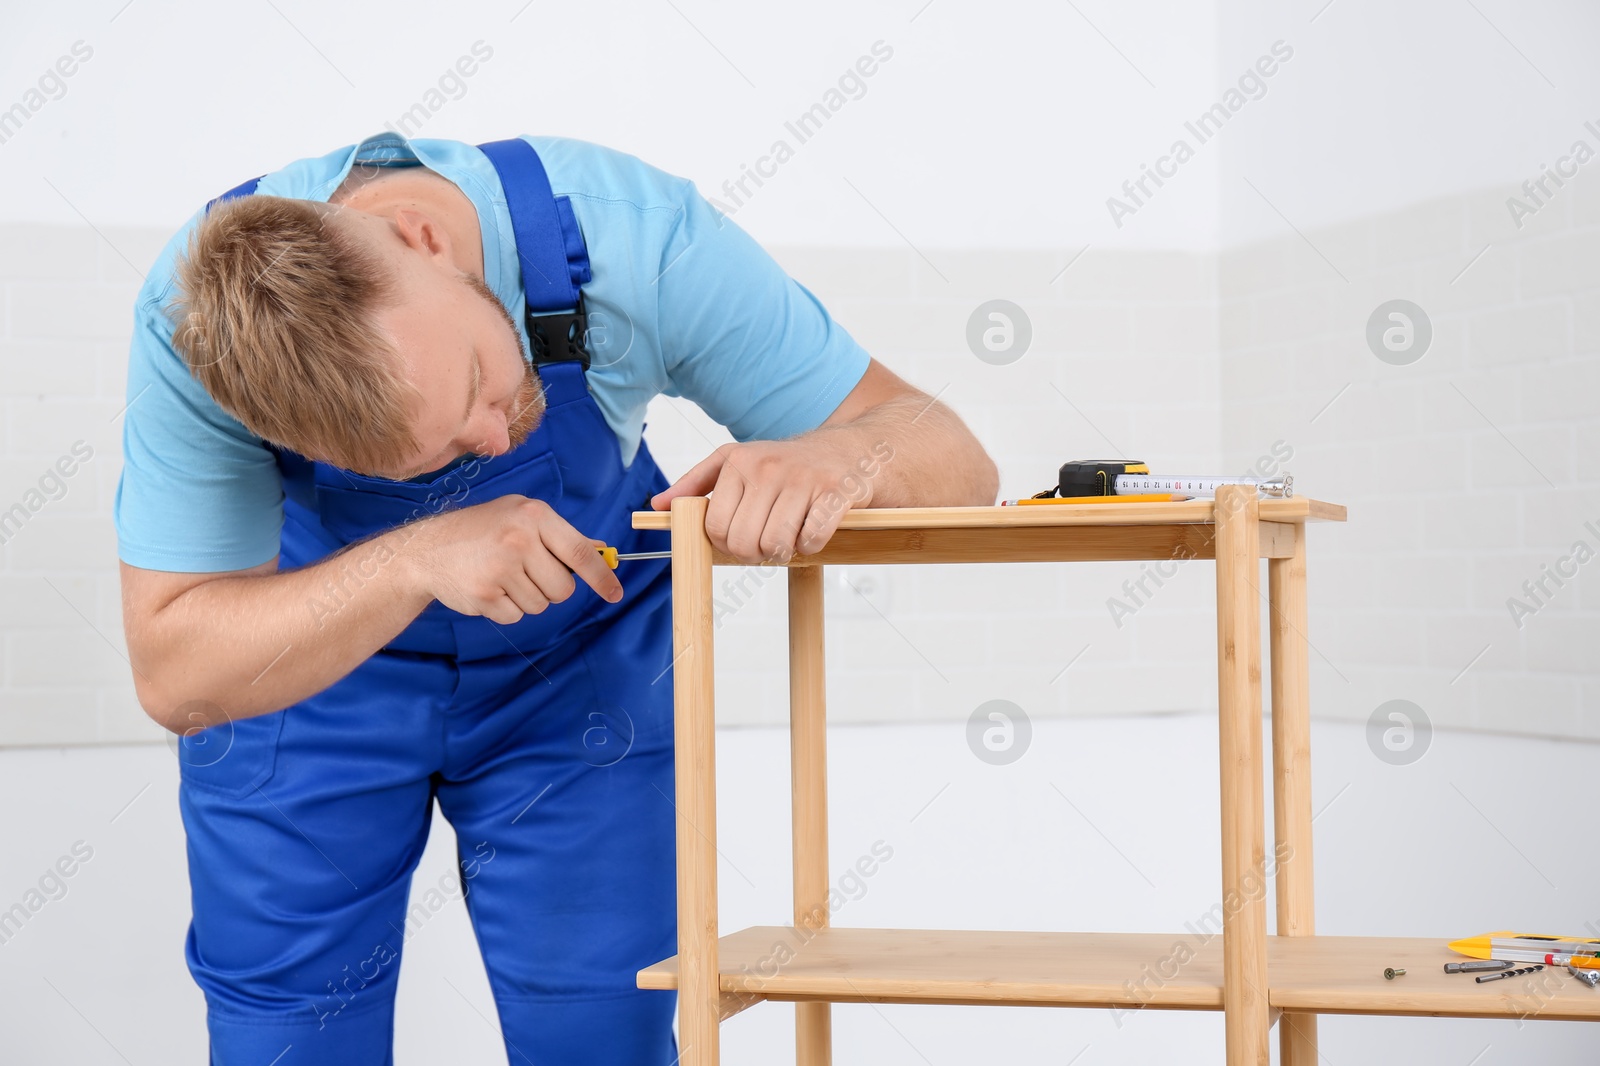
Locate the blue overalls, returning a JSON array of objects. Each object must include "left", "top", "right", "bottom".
[{"left": 180, "top": 139, "right": 680, "bottom": 1065}]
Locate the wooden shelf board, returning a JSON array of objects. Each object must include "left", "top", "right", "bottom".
[
  {"left": 638, "top": 926, "right": 1222, "bottom": 1010},
  {"left": 636, "top": 927, "right": 1600, "bottom": 1021},
  {"left": 627, "top": 522, "right": 1299, "bottom": 567},
  {"left": 632, "top": 498, "right": 1346, "bottom": 534}
]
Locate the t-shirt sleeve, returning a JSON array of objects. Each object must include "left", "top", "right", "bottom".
[
  {"left": 113, "top": 296, "right": 285, "bottom": 573},
  {"left": 653, "top": 182, "right": 871, "bottom": 441}
]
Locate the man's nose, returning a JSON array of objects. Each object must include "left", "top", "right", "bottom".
[{"left": 469, "top": 412, "right": 511, "bottom": 456}]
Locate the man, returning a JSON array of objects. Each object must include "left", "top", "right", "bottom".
[{"left": 116, "top": 131, "right": 996, "bottom": 1064}]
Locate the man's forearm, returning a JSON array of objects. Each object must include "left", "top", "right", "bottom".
[
  {"left": 131, "top": 528, "right": 435, "bottom": 730},
  {"left": 811, "top": 392, "right": 998, "bottom": 508}
]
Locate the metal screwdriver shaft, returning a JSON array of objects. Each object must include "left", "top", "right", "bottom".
[{"left": 595, "top": 546, "right": 672, "bottom": 569}]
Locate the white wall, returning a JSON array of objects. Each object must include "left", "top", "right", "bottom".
[
  {"left": 1217, "top": 0, "right": 1600, "bottom": 243},
  {"left": 0, "top": 0, "right": 1220, "bottom": 248}
]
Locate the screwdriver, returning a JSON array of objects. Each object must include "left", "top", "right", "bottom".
[{"left": 595, "top": 545, "right": 671, "bottom": 569}]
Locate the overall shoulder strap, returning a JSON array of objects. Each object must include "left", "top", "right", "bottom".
[
  {"left": 477, "top": 137, "right": 594, "bottom": 368},
  {"left": 205, "top": 175, "right": 263, "bottom": 213}
]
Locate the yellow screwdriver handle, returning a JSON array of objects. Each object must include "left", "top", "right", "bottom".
[{"left": 596, "top": 545, "right": 619, "bottom": 569}]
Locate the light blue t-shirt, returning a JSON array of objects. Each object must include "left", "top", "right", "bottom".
[{"left": 115, "top": 133, "right": 871, "bottom": 573}]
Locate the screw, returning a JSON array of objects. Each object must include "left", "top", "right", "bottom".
[
  {"left": 1567, "top": 965, "right": 1600, "bottom": 989},
  {"left": 1384, "top": 967, "right": 1406, "bottom": 980}
]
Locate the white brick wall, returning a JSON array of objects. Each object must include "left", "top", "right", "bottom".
[
  {"left": 1219, "top": 177, "right": 1600, "bottom": 742},
  {"left": 0, "top": 225, "right": 168, "bottom": 747},
  {"left": 3, "top": 203, "right": 1592, "bottom": 746}
]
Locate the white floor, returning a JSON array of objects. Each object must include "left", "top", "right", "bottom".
[{"left": 1, "top": 713, "right": 1596, "bottom": 1064}]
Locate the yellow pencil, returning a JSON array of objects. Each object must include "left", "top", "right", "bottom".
[
  {"left": 1552, "top": 954, "right": 1600, "bottom": 970},
  {"left": 1001, "top": 493, "right": 1190, "bottom": 506}
]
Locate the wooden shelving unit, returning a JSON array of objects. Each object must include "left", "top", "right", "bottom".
[{"left": 632, "top": 491, "right": 1593, "bottom": 1064}]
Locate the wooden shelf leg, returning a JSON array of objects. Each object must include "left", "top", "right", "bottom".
[
  {"left": 671, "top": 497, "right": 720, "bottom": 1066},
  {"left": 1269, "top": 524, "right": 1319, "bottom": 1065},
  {"left": 788, "top": 566, "right": 833, "bottom": 1066},
  {"left": 1214, "top": 486, "right": 1270, "bottom": 1066}
]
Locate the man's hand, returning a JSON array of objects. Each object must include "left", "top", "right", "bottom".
[
  {"left": 400, "top": 495, "right": 624, "bottom": 623},
  {"left": 650, "top": 437, "right": 894, "bottom": 565},
  {"left": 647, "top": 359, "right": 996, "bottom": 566}
]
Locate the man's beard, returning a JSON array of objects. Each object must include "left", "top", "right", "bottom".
[
  {"left": 460, "top": 270, "right": 545, "bottom": 451},
  {"left": 504, "top": 360, "right": 544, "bottom": 449}
]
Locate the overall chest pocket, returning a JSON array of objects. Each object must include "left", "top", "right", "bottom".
[{"left": 310, "top": 452, "right": 565, "bottom": 543}]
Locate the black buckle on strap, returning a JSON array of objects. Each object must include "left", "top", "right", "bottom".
[{"left": 526, "top": 291, "right": 590, "bottom": 370}]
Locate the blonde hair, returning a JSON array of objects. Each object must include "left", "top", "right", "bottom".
[{"left": 169, "top": 195, "right": 417, "bottom": 472}]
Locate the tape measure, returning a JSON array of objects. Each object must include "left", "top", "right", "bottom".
[{"left": 1033, "top": 460, "right": 1292, "bottom": 500}]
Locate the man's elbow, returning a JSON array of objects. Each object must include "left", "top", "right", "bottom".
[
  {"left": 912, "top": 397, "right": 998, "bottom": 506},
  {"left": 130, "top": 663, "right": 186, "bottom": 735},
  {"left": 126, "top": 632, "right": 223, "bottom": 735}
]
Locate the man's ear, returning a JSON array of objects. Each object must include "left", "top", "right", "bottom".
[{"left": 392, "top": 207, "right": 451, "bottom": 261}]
